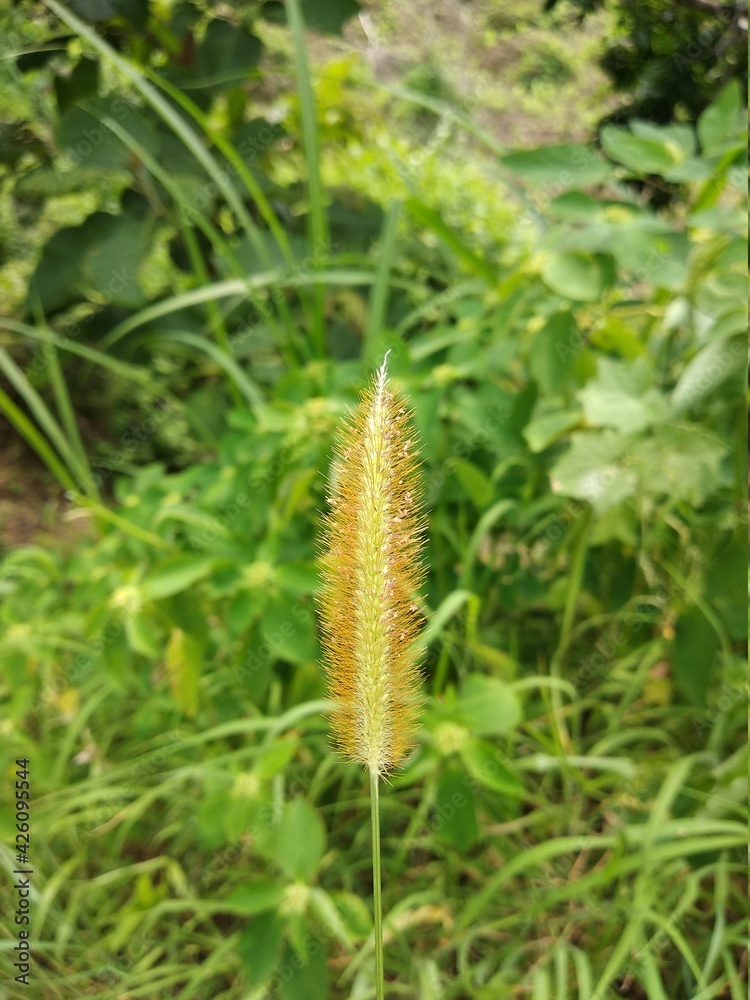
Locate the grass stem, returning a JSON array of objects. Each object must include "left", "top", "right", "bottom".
[{"left": 370, "top": 766, "right": 384, "bottom": 1000}]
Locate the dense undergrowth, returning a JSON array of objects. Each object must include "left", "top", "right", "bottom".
[{"left": 0, "top": 2, "right": 747, "bottom": 998}]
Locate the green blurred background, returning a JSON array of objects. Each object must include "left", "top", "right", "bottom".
[{"left": 0, "top": 1, "right": 747, "bottom": 998}]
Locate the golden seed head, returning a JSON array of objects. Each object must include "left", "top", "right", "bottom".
[{"left": 317, "top": 353, "right": 427, "bottom": 777}]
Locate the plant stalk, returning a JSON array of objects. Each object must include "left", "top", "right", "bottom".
[{"left": 369, "top": 766, "right": 384, "bottom": 1000}]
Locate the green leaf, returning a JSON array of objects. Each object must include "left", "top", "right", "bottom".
[
  {"left": 164, "top": 627, "right": 201, "bottom": 717},
  {"left": 453, "top": 458, "right": 493, "bottom": 508},
  {"left": 275, "top": 798, "right": 326, "bottom": 882},
  {"left": 670, "top": 608, "right": 720, "bottom": 708},
  {"left": 529, "top": 311, "right": 581, "bottom": 393},
  {"left": 58, "top": 98, "right": 158, "bottom": 171},
  {"left": 327, "top": 892, "right": 372, "bottom": 939},
  {"left": 261, "top": 594, "right": 317, "bottom": 665},
  {"left": 278, "top": 937, "right": 329, "bottom": 1000},
  {"left": 197, "top": 792, "right": 232, "bottom": 850},
  {"left": 549, "top": 191, "right": 605, "bottom": 221},
  {"left": 540, "top": 252, "right": 612, "bottom": 302},
  {"left": 278, "top": 0, "right": 361, "bottom": 34},
  {"left": 237, "top": 910, "right": 283, "bottom": 988},
  {"left": 196, "top": 21, "right": 262, "bottom": 87},
  {"left": 636, "top": 424, "right": 727, "bottom": 506},
  {"left": 256, "top": 738, "right": 299, "bottom": 780},
  {"left": 228, "top": 590, "right": 259, "bottom": 636},
  {"left": 705, "top": 536, "right": 748, "bottom": 642},
  {"left": 501, "top": 144, "right": 611, "bottom": 186},
  {"left": 601, "top": 126, "right": 680, "bottom": 175},
  {"left": 435, "top": 765, "right": 478, "bottom": 851},
  {"left": 54, "top": 56, "right": 99, "bottom": 114},
  {"left": 523, "top": 410, "right": 582, "bottom": 453},
  {"left": 276, "top": 561, "right": 319, "bottom": 597},
  {"left": 697, "top": 81, "right": 744, "bottom": 157},
  {"left": 452, "top": 676, "right": 522, "bottom": 736},
  {"left": 460, "top": 739, "right": 525, "bottom": 798},
  {"left": 227, "top": 880, "right": 285, "bottom": 915},
  {"left": 308, "top": 888, "right": 353, "bottom": 949},
  {"left": 125, "top": 611, "right": 161, "bottom": 658},
  {"left": 670, "top": 334, "right": 745, "bottom": 413},
  {"left": 630, "top": 120, "right": 695, "bottom": 159},
  {"left": 549, "top": 430, "right": 636, "bottom": 511},
  {"left": 578, "top": 357, "right": 669, "bottom": 434},
  {"left": 141, "top": 556, "right": 215, "bottom": 600}
]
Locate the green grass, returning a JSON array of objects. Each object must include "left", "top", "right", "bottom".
[{"left": 0, "top": 2, "right": 747, "bottom": 998}]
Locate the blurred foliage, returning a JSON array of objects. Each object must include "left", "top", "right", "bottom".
[
  {"left": 544, "top": 0, "right": 748, "bottom": 126},
  {"left": 0, "top": 1, "right": 747, "bottom": 998}
]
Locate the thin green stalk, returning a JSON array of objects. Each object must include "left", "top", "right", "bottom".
[
  {"left": 369, "top": 767, "right": 384, "bottom": 1000},
  {"left": 178, "top": 216, "right": 243, "bottom": 410},
  {"left": 31, "top": 305, "right": 99, "bottom": 499},
  {"left": 286, "top": 0, "right": 328, "bottom": 357},
  {"left": 0, "top": 346, "right": 93, "bottom": 495},
  {"left": 364, "top": 200, "right": 402, "bottom": 364},
  {"left": 0, "top": 385, "right": 77, "bottom": 493}
]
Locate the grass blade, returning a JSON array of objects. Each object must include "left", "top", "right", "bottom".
[{"left": 285, "top": 0, "right": 328, "bottom": 357}]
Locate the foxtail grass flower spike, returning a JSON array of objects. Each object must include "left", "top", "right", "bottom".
[{"left": 318, "top": 351, "right": 427, "bottom": 777}]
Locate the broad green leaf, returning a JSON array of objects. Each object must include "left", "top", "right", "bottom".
[
  {"left": 705, "top": 536, "right": 748, "bottom": 642},
  {"left": 434, "top": 765, "right": 478, "bottom": 851},
  {"left": 227, "top": 880, "right": 285, "bottom": 915},
  {"left": 196, "top": 21, "right": 262, "bottom": 88},
  {"left": 275, "top": 798, "right": 326, "bottom": 882},
  {"left": 630, "top": 120, "right": 695, "bottom": 159},
  {"left": 261, "top": 594, "right": 317, "bottom": 665},
  {"left": 460, "top": 739, "right": 524, "bottom": 798},
  {"left": 601, "top": 126, "right": 679, "bottom": 175},
  {"left": 697, "top": 81, "right": 744, "bottom": 157},
  {"left": 670, "top": 608, "right": 720, "bottom": 708},
  {"left": 81, "top": 213, "right": 153, "bottom": 308},
  {"left": 664, "top": 158, "right": 714, "bottom": 183},
  {"left": 197, "top": 792, "right": 232, "bottom": 850},
  {"left": 276, "top": 561, "right": 319, "bottom": 596},
  {"left": 141, "top": 556, "right": 215, "bottom": 600},
  {"left": 549, "top": 430, "right": 636, "bottom": 510},
  {"left": 452, "top": 676, "right": 522, "bottom": 735},
  {"left": 279, "top": 938, "right": 329, "bottom": 1000},
  {"left": 255, "top": 738, "right": 299, "bottom": 780},
  {"left": 453, "top": 458, "right": 493, "bottom": 508},
  {"left": 57, "top": 99, "right": 158, "bottom": 171},
  {"left": 266, "top": 0, "right": 361, "bottom": 34},
  {"left": 308, "top": 888, "right": 353, "bottom": 949},
  {"left": 578, "top": 357, "right": 669, "bottom": 434},
  {"left": 125, "top": 611, "right": 161, "bottom": 658},
  {"left": 501, "top": 144, "right": 611, "bottom": 186},
  {"left": 54, "top": 56, "right": 99, "bottom": 114},
  {"left": 670, "top": 334, "right": 745, "bottom": 413},
  {"left": 529, "top": 311, "right": 581, "bottom": 393},
  {"left": 549, "top": 190, "right": 604, "bottom": 221},
  {"left": 228, "top": 590, "right": 260, "bottom": 636},
  {"left": 237, "top": 910, "right": 283, "bottom": 988},
  {"left": 328, "top": 891, "right": 372, "bottom": 939},
  {"left": 164, "top": 627, "right": 201, "bottom": 717},
  {"left": 524, "top": 410, "right": 582, "bottom": 453},
  {"left": 636, "top": 424, "right": 727, "bottom": 506},
  {"left": 540, "top": 252, "right": 612, "bottom": 302}
]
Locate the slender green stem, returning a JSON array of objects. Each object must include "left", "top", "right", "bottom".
[{"left": 369, "top": 766, "right": 384, "bottom": 1000}]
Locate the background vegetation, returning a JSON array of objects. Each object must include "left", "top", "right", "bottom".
[{"left": 0, "top": 1, "right": 747, "bottom": 998}]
